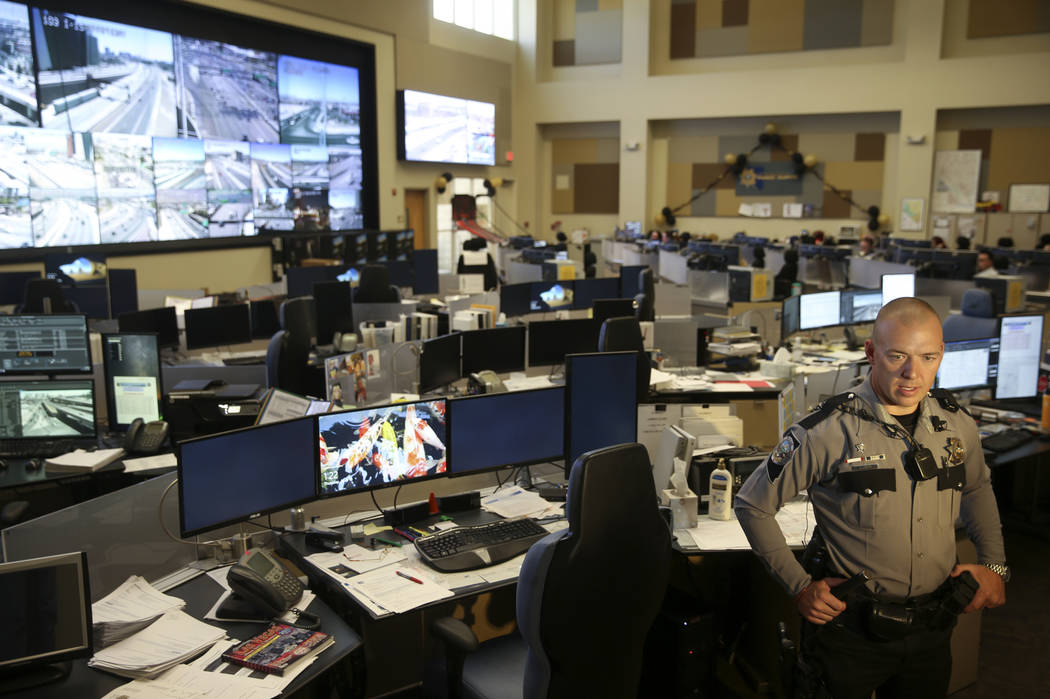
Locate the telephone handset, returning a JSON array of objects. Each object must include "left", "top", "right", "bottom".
[
  {"left": 124, "top": 418, "right": 169, "bottom": 454},
  {"left": 227, "top": 549, "right": 304, "bottom": 618},
  {"left": 467, "top": 370, "right": 507, "bottom": 395}
]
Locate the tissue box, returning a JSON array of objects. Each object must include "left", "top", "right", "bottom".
[{"left": 662, "top": 488, "right": 698, "bottom": 530}]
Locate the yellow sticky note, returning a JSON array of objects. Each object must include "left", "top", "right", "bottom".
[{"left": 362, "top": 522, "right": 392, "bottom": 536}]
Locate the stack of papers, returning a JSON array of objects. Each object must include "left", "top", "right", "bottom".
[
  {"left": 481, "top": 487, "right": 559, "bottom": 519},
  {"left": 89, "top": 610, "right": 226, "bottom": 679},
  {"left": 681, "top": 498, "right": 814, "bottom": 551},
  {"left": 92, "top": 576, "right": 186, "bottom": 648},
  {"left": 45, "top": 448, "right": 125, "bottom": 473}
]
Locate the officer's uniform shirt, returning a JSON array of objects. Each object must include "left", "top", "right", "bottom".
[{"left": 735, "top": 376, "right": 1005, "bottom": 601}]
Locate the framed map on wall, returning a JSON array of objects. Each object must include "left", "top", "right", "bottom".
[
  {"left": 932, "top": 150, "right": 981, "bottom": 213},
  {"left": 1008, "top": 184, "right": 1050, "bottom": 213}
]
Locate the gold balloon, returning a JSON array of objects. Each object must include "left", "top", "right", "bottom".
[
  {"left": 490, "top": 177, "right": 503, "bottom": 189},
  {"left": 655, "top": 212, "right": 667, "bottom": 227},
  {"left": 803, "top": 154, "right": 818, "bottom": 168},
  {"left": 724, "top": 153, "right": 737, "bottom": 165},
  {"left": 764, "top": 122, "right": 777, "bottom": 134},
  {"left": 877, "top": 213, "right": 890, "bottom": 226},
  {"left": 435, "top": 176, "right": 448, "bottom": 190}
]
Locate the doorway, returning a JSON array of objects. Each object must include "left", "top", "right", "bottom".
[{"left": 405, "top": 189, "right": 428, "bottom": 249}]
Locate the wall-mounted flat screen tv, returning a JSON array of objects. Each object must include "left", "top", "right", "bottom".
[{"left": 397, "top": 89, "right": 494, "bottom": 166}]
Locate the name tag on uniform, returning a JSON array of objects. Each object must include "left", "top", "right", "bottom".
[{"left": 845, "top": 454, "right": 887, "bottom": 470}]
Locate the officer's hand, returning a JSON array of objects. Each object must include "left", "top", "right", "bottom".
[
  {"left": 795, "top": 578, "right": 847, "bottom": 624},
  {"left": 952, "top": 564, "right": 1005, "bottom": 613}
]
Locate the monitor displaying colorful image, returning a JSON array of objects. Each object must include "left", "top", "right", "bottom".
[{"left": 318, "top": 399, "right": 447, "bottom": 495}]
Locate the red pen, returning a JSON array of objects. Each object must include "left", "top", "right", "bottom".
[{"left": 396, "top": 570, "right": 424, "bottom": 585}]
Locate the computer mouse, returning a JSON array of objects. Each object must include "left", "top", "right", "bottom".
[{"left": 25, "top": 458, "right": 42, "bottom": 471}]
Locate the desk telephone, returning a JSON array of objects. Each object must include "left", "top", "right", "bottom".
[
  {"left": 124, "top": 418, "right": 169, "bottom": 454},
  {"left": 227, "top": 549, "right": 304, "bottom": 617}
]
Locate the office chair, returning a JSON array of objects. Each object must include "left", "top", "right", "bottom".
[
  {"left": 265, "top": 329, "right": 313, "bottom": 395},
  {"left": 634, "top": 268, "right": 655, "bottom": 322},
  {"left": 457, "top": 251, "right": 499, "bottom": 290},
  {"left": 942, "top": 289, "right": 998, "bottom": 342},
  {"left": 353, "top": 264, "right": 401, "bottom": 303},
  {"left": 280, "top": 296, "right": 317, "bottom": 347},
  {"left": 431, "top": 442, "right": 671, "bottom": 699},
  {"left": 20, "top": 278, "right": 76, "bottom": 314},
  {"left": 598, "top": 316, "right": 651, "bottom": 400}
]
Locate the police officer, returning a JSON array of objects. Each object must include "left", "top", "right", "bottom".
[{"left": 736, "top": 298, "right": 1006, "bottom": 698}]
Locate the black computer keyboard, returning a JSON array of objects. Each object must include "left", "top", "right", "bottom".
[
  {"left": 0, "top": 439, "right": 97, "bottom": 460},
  {"left": 222, "top": 355, "right": 265, "bottom": 366},
  {"left": 414, "top": 518, "right": 550, "bottom": 573},
  {"left": 981, "top": 429, "right": 1035, "bottom": 453}
]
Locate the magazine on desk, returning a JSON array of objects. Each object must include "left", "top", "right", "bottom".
[{"left": 221, "top": 623, "right": 333, "bottom": 676}]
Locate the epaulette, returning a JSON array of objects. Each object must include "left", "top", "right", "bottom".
[
  {"left": 929, "top": 388, "right": 971, "bottom": 417},
  {"left": 798, "top": 392, "right": 856, "bottom": 430}
]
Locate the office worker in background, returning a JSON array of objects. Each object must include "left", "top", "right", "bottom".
[
  {"left": 1037, "top": 233, "right": 1050, "bottom": 250},
  {"left": 735, "top": 299, "right": 1006, "bottom": 699},
  {"left": 956, "top": 236, "right": 971, "bottom": 251},
  {"left": 857, "top": 234, "right": 877, "bottom": 259},
  {"left": 975, "top": 250, "right": 998, "bottom": 277},
  {"left": 930, "top": 235, "right": 947, "bottom": 249}
]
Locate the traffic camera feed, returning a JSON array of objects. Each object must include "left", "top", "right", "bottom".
[{"left": 0, "top": 3, "right": 367, "bottom": 249}]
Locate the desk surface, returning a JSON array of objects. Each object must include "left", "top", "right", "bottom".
[
  {"left": 8, "top": 571, "right": 363, "bottom": 698},
  {"left": 280, "top": 508, "right": 562, "bottom": 621}
]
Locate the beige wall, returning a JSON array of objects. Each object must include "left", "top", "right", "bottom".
[{"left": 526, "top": 0, "right": 1050, "bottom": 241}]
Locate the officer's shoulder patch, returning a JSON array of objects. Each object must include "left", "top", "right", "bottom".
[{"left": 767, "top": 433, "right": 800, "bottom": 482}]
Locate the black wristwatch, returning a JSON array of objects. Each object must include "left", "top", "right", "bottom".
[{"left": 983, "top": 562, "right": 1011, "bottom": 583}]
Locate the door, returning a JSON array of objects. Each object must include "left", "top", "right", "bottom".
[{"left": 405, "top": 188, "right": 428, "bottom": 250}]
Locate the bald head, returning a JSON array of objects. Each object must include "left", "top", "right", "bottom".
[
  {"left": 865, "top": 298, "right": 944, "bottom": 413},
  {"left": 872, "top": 298, "right": 942, "bottom": 345}
]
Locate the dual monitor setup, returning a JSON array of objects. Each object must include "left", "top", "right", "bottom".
[
  {"left": 178, "top": 351, "right": 639, "bottom": 538},
  {"left": 499, "top": 265, "right": 644, "bottom": 319},
  {"left": 781, "top": 272, "right": 915, "bottom": 338},
  {"left": 116, "top": 301, "right": 282, "bottom": 353},
  {"left": 417, "top": 319, "right": 610, "bottom": 393},
  {"left": 936, "top": 314, "right": 1044, "bottom": 401},
  {"left": 0, "top": 315, "right": 162, "bottom": 440}
]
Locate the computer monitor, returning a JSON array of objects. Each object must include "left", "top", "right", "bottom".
[
  {"left": 781, "top": 295, "right": 801, "bottom": 339},
  {"left": 0, "top": 315, "right": 91, "bottom": 375},
  {"left": 528, "top": 318, "right": 600, "bottom": 366},
  {"left": 572, "top": 277, "right": 621, "bottom": 310},
  {"left": 995, "top": 315, "right": 1044, "bottom": 399},
  {"left": 799, "top": 291, "right": 841, "bottom": 331},
  {"left": 0, "top": 271, "right": 41, "bottom": 305},
  {"left": 840, "top": 289, "right": 883, "bottom": 325},
  {"left": 387, "top": 259, "right": 413, "bottom": 287},
  {"left": 564, "top": 351, "right": 638, "bottom": 477},
  {"left": 249, "top": 299, "right": 281, "bottom": 340},
  {"left": 0, "top": 551, "right": 92, "bottom": 688},
  {"left": 881, "top": 273, "right": 915, "bottom": 305},
  {"left": 500, "top": 282, "right": 532, "bottom": 318},
  {"left": 178, "top": 418, "right": 318, "bottom": 537},
  {"left": 413, "top": 249, "right": 439, "bottom": 295},
  {"left": 318, "top": 399, "right": 447, "bottom": 496},
  {"left": 529, "top": 280, "right": 575, "bottom": 312},
  {"left": 448, "top": 387, "right": 564, "bottom": 476},
  {"left": 936, "top": 337, "right": 999, "bottom": 391},
  {"left": 0, "top": 380, "right": 97, "bottom": 440},
  {"left": 619, "top": 265, "right": 648, "bottom": 299},
  {"left": 101, "top": 333, "right": 162, "bottom": 429},
  {"left": 419, "top": 332, "right": 461, "bottom": 393},
  {"left": 312, "top": 281, "right": 354, "bottom": 347},
  {"left": 592, "top": 298, "right": 636, "bottom": 328},
  {"left": 107, "top": 269, "right": 139, "bottom": 319},
  {"left": 63, "top": 286, "right": 109, "bottom": 320},
  {"left": 184, "top": 304, "right": 252, "bottom": 350},
  {"left": 286, "top": 266, "right": 340, "bottom": 298},
  {"left": 461, "top": 326, "right": 527, "bottom": 374},
  {"left": 118, "top": 307, "right": 180, "bottom": 350}
]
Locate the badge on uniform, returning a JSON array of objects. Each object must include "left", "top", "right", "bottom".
[
  {"left": 767, "top": 433, "right": 800, "bottom": 482},
  {"left": 945, "top": 437, "right": 965, "bottom": 465}
]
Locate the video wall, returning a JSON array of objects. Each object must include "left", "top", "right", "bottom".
[{"left": 0, "top": 0, "right": 376, "bottom": 251}]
